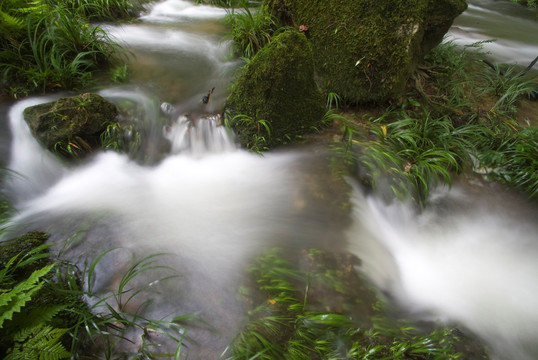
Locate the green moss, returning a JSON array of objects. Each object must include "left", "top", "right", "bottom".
[
  {"left": 23, "top": 93, "right": 119, "bottom": 160},
  {"left": 0, "top": 231, "right": 50, "bottom": 281},
  {"left": 264, "top": 0, "right": 466, "bottom": 104},
  {"left": 422, "top": 0, "right": 468, "bottom": 53},
  {"left": 225, "top": 30, "right": 325, "bottom": 149}
]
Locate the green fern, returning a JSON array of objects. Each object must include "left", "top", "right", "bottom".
[
  {"left": 19, "top": 305, "right": 66, "bottom": 331},
  {"left": 6, "top": 324, "right": 71, "bottom": 360},
  {"left": 0, "top": 0, "right": 46, "bottom": 42},
  {"left": 0, "top": 11, "right": 25, "bottom": 34},
  {"left": 0, "top": 264, "right": 54, "bottom": 328}
]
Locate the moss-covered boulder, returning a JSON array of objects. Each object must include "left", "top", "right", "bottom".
[
  {"left": 422, "top": 0, "right": 470, "bottom": 54},
  {"left": 225, "top": 30, "right": 325, "bottom": 149},
  {"left": 23, "top": 93, "right": 119, "bottom": 160},
  {"left": 264, "top": 0, "right": 467, "bottom": 104}
]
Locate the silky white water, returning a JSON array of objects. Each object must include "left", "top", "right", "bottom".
[
  {"left": 102, "top": 0, "right": 238, "bottom": 111},
  {"left": 140, "top": 0, "right": 227, "bottom": 22},
  {"left": 5, "top": 95, "right": 345, "bottom": 356},
  {"left": 346, "top": 180, "right": 538, "bottom": 360},
  {"left": 449, "top": 0, "right": 538, "bottom": 67}
]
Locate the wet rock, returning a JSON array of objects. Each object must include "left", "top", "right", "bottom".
[
  {"left": 23, "top": 93, "right": 119, "bottom": 160},
  {"left": 225, "top": 30, "right": 325, "bottom": 149},
  {"left": 264, "top": 0, "right": 467, "bottom": 104}
]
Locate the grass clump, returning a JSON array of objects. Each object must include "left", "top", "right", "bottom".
[
  {"left": 477, "top": 62, "right": 538, "bottom": 116},
  {"left": 355, "top": 106, "right": 479, "bottom": 208},
  {"left": 223, "top": 248, "right": 478, "bottom": 359},
  {"left": 224, "top": 0, "right": 287, "bottom": 59},
  {"left": 59, "top": 0, "right": 150, "bottom": 22},
  {"left": 476, "top": 125, "right": 538, "bottom": 198},
  {"left": 68, "top": 249, "right": 196, "bottom": 359},
  {"left": 334, "top": 39, "right": 538, "bottom": 207},
  {"left": 224, "top": 111, "right": 272, "bottom": 153},
  {"left": 0, "top": 0, "right": 142, "bottom": 98}
]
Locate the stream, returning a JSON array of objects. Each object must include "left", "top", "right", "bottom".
[
  {"left": 1, "top": 1, "right": 538, "bottom": 359},
  {"left": 449, "top": 0, "right": 538, "bottom": 67}
]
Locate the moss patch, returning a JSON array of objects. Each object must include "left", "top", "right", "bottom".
[
  {"left": 264, "top": 0, "right": 467, "bottom": 104},
  {"left": 225, "top": 30, "right": 325, "bottom": 149},
  {"left": 23, "top": 93, "right": 119, "bottom": 160}
]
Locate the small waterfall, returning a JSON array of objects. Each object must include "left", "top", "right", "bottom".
[
  {"left": 4, "top": 96, "right": 311, "bottom": 356},
  {"left": 5, "top": 98, "right": 66, "bottom": 202},
  {"left": 163, "top": 113, "right": 237, "bottom": 155},
  {"left": 347, "top": 180, "right": 538, "bottom": 360},
  {"left": 140, "top": 0, "right": 227, "bottom": 22}
]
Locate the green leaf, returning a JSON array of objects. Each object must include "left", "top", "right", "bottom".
[
  {"left": 0, "top": 264, "right": 54, "bottom": 328},
  {"left": 7, "top": 324, "right": 71, "bottom": 360},
  {"left": 302, "top": 313, "right": 353, "bottom": 328}
]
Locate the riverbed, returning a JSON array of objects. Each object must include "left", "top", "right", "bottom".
[{"left": 1, "top": 1, "right": 538, "bottom": 359}]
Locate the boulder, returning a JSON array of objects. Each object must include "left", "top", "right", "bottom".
[
  {"left": 264, "top": 0, "right": 467, "bottom": 104},
  {"left": 23, "top": 93, "right": 118, "bottom": 160},
  {"left": 225, "top": 30, "right": 325, "bottom": 149}
]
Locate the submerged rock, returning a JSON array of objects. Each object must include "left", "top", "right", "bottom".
[
  {"left": 23, "top": 93, "right": 119, "bottom": 160},
  {"left": 225, "top": 30, "right": 325, "bottom": 149},
  {"left": 264, "top": 0, "right": 467, "bottom": 103}
]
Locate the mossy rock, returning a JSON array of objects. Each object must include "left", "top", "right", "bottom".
[
  {"left": 23, "top": 93, "right": 119, "bottom": 160},
  {"left": 264, "top": 0, "right": 467, "bottom": 104},
  {"left": 0, "top": 231, "right": 50, "bottom": 282},
  {"left": 422, "top": 0, "right": 470, "bottom": 54},
  {"left": 225, "top": 30, "right": 325, "bottom": 149}
]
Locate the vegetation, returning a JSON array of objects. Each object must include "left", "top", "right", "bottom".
[
  {"left": 263, "top": 0, "right": 467, "bottom": 104},
  {"left": 335, "top": 39, "right": 538, "bottom": 208},
  {"left": 224, "top": 111, "right": 272, "bottom": 153},
  {"left": 59, "top": 0, "right": 150, "bottom": 22},
  {"left": 1, "top": 252, "right": 71, "bottom": 359},
  {"left": 0, "top": 0, "right": 147, "bottom": 99},
  {"left": 354, "top": 107, "right": 479, "bottom": 207},
  {"left": 224, "top": 0, "right": 285, "bottom": 59},
  {"left": 510, "top": 0, "right": 537, "bottom": 8},
  {"left": 476, "top": 126, "right": 538, "bottom": 198},
  {"left": 1, "top": 0, "right": 537, "bottom": 357},
  {"left": 222, "top": 248, "right": 482, "bottom": 359},
  {"left": 0, "top": 229, "right": 194, "bottom": 359}
]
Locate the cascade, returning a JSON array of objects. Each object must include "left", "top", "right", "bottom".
[
  {"left": 346, "top": 180, "right": 538, "bottom": 360},
  {"left": 2, "top": 0, "right": 537, "bottom": 358}
]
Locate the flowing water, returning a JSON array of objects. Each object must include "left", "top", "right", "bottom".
[
  {"left": 449, "top": 0, "right": 538, "bottom": 67},
  {"left": 347, "top": 179, "right": 538, "bottom": 360},
  {"left": 2, "top": 1, "right": 538, "bottom": 359}
]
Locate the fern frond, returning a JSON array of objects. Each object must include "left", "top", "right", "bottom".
[
  {"left": 0, "top": 264, "right": 54, "bottom": 327},
  {"left": 7, "top": 324, "right": 71, "bottom": 360},
  {"left": 0, "top": 11, "right": 25, "bottom": 32},
  {"left": 20, "top": 305, "right": 66, "bottom": 329}
]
